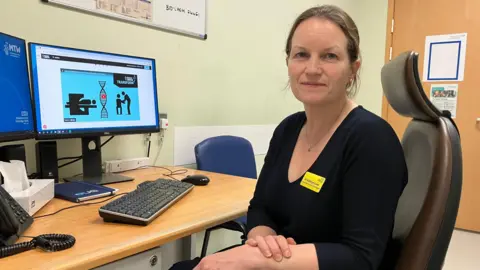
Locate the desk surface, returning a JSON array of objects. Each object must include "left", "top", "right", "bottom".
[{"left": 0, "top": 167, "right": 256, "bottom": 270}]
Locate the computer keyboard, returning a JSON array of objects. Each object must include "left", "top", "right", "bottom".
[{"left": 99, "top": 178, "right": 194, "bottom": 226}]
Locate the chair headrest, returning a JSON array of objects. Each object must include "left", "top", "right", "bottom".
[{"left": 381, "top": 51, "right": 442, "bottom": 121}]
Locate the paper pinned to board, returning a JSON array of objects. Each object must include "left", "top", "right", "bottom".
[
  {"left": 429, "top": 84, "right": 458, "bottom": 118},
  {"left": 423, "top": 33, "right": 467, "bottom": 82}
]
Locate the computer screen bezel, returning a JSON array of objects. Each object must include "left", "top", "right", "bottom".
[
  {"left": 0, "top": 32, "right": 36, "bottom": 143},
  {"left": 28, "top": 42, "right": 160, "bottom": 140}
]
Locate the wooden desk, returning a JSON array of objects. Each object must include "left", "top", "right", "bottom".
[{"left": 0, "top": 167, "right": 256, "bottom": 270}]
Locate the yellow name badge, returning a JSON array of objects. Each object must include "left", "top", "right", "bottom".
[{"left": 300, "top": 172, "right": 326, "bottom": 193}]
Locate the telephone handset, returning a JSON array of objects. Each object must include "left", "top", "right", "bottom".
[{"left": 0, "top": 186, "right": 75, "bottom": 258}]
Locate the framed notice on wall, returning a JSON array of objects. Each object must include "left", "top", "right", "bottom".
[{"left": 42, "top": 0, "right": 208, "bottom": 39}]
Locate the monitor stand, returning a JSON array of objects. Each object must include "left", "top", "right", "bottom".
[{"left": 64, "top": 136, "right": 133, "bottom": 185}]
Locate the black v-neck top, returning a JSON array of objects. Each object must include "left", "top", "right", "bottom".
[{"left": 247, "top": 107, "right": 408, "bottom": 270}]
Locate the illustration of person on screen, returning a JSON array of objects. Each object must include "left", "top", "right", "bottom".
[
  {"left": 116, "top": 94, "right": 123, "bottom": 115},
  {"left": 122, "top": 91, "right": 131, "bottom": 115}
]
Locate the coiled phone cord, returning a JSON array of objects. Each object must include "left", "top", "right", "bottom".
[{"left": 0, "top": 234, "right": 75, "bottom": 258}]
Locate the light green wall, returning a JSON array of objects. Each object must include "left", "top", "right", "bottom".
[
  {"left": 0, "top": 0, "right": 388, "bottom": 179},
  {"left": 352, "top": 0, "right": 389, "bottom": 114}
]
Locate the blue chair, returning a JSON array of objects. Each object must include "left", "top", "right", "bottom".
[{"left": 194, "top": 135, "right": 257, "bottom": 257}]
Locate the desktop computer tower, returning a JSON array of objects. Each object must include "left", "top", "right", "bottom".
[{"left": 36, "top": 141, "right": 59, "bottom": 183}]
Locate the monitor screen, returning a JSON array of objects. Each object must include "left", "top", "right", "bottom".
[
  {"left": 0, "top": 32, "right": 35, "bottom": 142},
  {"left": 29, "top": 43, "right": 160, "bottom": 139}
]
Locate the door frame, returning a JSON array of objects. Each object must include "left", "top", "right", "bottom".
[{"left": 381, "top": 0, "right": 396, "bottom": 120}]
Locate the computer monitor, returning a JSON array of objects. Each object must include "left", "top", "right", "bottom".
[
  {"left": 29, "top": 43, "right": 160, "bottom": 184},
  {"left": 0, "top": 32, "right": 35, "bottom": 143}
]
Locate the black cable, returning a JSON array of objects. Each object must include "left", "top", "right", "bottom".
[
  {"left": 147, "top": 140, "right": 151, "bottom": 157},
  {"left": 57, "top": 156, "right": 82, "bottom": 161},
  {"left": 147, "top": 133, "right": 152, "bottom": 158},
  {"left": 58, "top": 157, "right": 82, "bottom": 169},
  {"left": 33, "top": 193, "right": 128, "bottom": 219},
  {"left": 0, "top": 234, "right": 76, "bottom": 258},
  {"left": 0, "top": 239, "right": 34, "bottom": 258},
  {"left": 101, "top": 136, "right": 115, "bottom": 147},
  {"left": 57, "top": 136, "right": 115, "bottom": 169}
]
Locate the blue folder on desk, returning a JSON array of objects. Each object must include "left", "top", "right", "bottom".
[{"left": 54, "top": 182, "right": 118, "bottom": 203}]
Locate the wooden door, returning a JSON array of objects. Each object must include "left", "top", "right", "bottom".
[{"left": 383, "top": 0, "right": 480, "bottom": 232}]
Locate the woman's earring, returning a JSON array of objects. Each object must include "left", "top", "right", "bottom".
[{"left": 346, "top": 77, "right": 353, "bottom": 88}]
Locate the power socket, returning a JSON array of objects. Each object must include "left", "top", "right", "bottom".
[
  {"left": 104, "top": 157, "right": 150, "bottom": 173},
  {"left": 159, "top": 112, "right": 168, "bottom": 130}
]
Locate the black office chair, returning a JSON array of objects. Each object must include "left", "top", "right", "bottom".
[{"left": 380, "top": 51, "right": 462, "bottom": 269}]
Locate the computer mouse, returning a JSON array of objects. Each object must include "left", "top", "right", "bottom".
[{"left": 181, "top": 174, "right": 210, "bottom": 186}]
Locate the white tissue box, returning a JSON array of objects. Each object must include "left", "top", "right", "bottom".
[{"left": 1, "top": 179, "right": 54, "bottom": 216}]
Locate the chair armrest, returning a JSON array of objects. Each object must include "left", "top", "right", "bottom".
[{"left": 217, "top": 220, "right": 247, "bottom": 234}]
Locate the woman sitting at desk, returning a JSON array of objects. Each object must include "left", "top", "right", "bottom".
[{"left": 172, "top": 4, "right": 407, "bottom": 270}]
